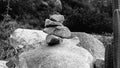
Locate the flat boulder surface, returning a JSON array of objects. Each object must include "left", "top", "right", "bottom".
[
  {"left": 10, "top": 28, "right": 48, "bottom": 51},
  {"left": 0, "top": 60, "right": 8, "bottom": 68},
  {"left": 18, "top": 37, "right": 94, "bottom": 68},
  {"left": 72, "top": 32, "right": 105, "bottom": 60}
]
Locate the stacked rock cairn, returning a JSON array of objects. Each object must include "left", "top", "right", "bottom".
[{"left": 43, "top": 14, "right": 72, "bottom": 46}]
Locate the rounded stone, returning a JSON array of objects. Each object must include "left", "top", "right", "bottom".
[
  {"left": 43, "top": 27, "right": 56, "bottom": 34},
  {"left": 46, "top": 35, "right": 63, "bottom": 46},
  {"left": 53, "top": 26, "right": 71, "bottom": 38},
  {"left": 45, "top": 19, "right": 62, "bottom": 27},
  {"left": 50, "top": 14, "right": 65, "bottom": 23}
]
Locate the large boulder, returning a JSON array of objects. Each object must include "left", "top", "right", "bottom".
[
  {"left": 17, "top": 37, "right": 94, "bottom": 68},
  {"left": 10, "top": 28, "right": 48, "bottom": 51},
  {"left": 72, "top": 32, "right": 105, "bottom": 60},
  {"left": 0, "top": 60, "right": 8, "bottom": 68}
]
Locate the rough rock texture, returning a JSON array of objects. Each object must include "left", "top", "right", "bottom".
[
  {"left": 53, "top": 26, "right": 71, "bottom": 38},
  {"left": 43, "top": 27, "right": 56, "bottom": 34},
  {"left": 45, "top": 19, "right": 63, "bottom": 27},
  {"left": 10, "top": 28, "right": 48, "bottom": 51},
  {"left": 6, "top": 60, "right": 15, "bottom": 68},
  {"left": 18, "top": 37, "right": 94, "bottom": 68},
  {"left": 50, "top": 14, "right": 65, "bottom": 23},
  {"left": 72, "top": 32, "right": 105, "bottom": 60},
  {"left": 44, "top": 14, "right": 71, "bottom": 38},
  {"left": 46, "top": 35, "right": 63, "bottom": 46},
  {"left": 93, "top": 34, "right": 113, "bottom": 47},
  {"left": 0, "top": 60, "right": 8, "bottom": 68},
  {"left": 94, "top": 59, "right": 105, "bottom": 68},
  {"left": 44, "top": 26, "right": 71, "bottom": 38},
  {"left": 6, "top": 56, "right": 19, "bottom": 68}
]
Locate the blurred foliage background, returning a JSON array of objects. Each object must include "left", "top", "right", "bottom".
[
  {"left": 0, "top": 0, "right": 113, "bottom": 60},
  {"left": 0, "top": 0, "right": 113, "bottom": 33},
  {"left": 61, "top": 0, "right": 113, "bottom": 34}
]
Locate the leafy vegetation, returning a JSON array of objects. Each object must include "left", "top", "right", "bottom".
[
  {"left": 0, "top": 0, "right": 113, "bottom": 34},
  {"left": 62, "top": 0, "right": 113, "bottom": 34}
]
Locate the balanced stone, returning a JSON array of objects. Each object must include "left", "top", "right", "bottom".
[
  {"left": 45, "top": 19, "right": 62, "bottom": 27},
  {"left": 53, "top": 26, "right": 71, "bottom": 38},
  {"left": 50, "top": 14, "right": 65, "bottom": 23},
  {"left": 43, "top": 27, "right": 56, "bottom": 34},
  {"left": 46, "top": 35, "right": 63, "bottom": 46},
  {"left": 44, "top": 26, "right": 71, "bottom": 38}
]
